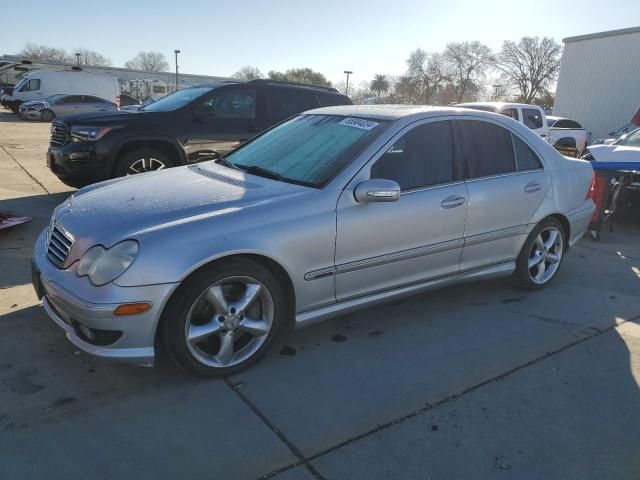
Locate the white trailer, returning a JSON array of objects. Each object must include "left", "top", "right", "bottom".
[{"left": 553, "top": 26, "right": 640, "bottom": 140}]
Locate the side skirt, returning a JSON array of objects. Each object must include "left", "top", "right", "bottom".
[{"left": 294, "top": 261, "right": 515, "bottom": 329}]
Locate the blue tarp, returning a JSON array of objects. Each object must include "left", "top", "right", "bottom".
[{"left": 590, "top": 162, "right": 640, "bottom": 172}]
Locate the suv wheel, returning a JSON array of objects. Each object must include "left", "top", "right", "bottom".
[
  {"left": 115, "top": 148, "right": 173, "bottom": 177},
  {"left": 162, "top": 258, "right": 286, "bottom": 377}
]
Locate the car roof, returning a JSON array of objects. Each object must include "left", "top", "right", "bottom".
[
  {"left": 546, "top": 116, "right": 565, "bottom": 121},
  {"left": 457, "top": 101, "right": 541, "bottom": 110},
  {"left": 305, "top": 104, "right": 496, "bottom": 121}
]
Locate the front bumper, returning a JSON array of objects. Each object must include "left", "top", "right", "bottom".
[
  {"left": 32, "top": 229, "right": 178, "bottom": 366},
  {"left": 19, "top": 109, "right": 43, "bottom": 120},
  {"left": 47, "top": 140, "right": 113, "bottom": 186}
]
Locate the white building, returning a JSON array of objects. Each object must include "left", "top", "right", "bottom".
[{"left": 553, "top": 26, "right": 640, "bottom": 140}]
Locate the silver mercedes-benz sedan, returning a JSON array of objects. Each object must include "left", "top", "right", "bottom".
[{"left": 32, "top": 105, "right": 595, "bottom": 376}]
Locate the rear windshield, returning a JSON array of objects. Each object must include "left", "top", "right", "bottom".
[
  {"left": 142, "top": 87, "right": 211, "bottom": 112},
  {"left": 226, "top": 114, "right": 388, "bottom": 187}
]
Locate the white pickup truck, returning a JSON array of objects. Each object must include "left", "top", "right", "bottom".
[{"left": 458, "top": 102, "right": 589, "bottom": 156}]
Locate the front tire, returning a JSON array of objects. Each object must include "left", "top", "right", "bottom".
[
  {"left": 162, "top": 259, "right": 287, "bottom": 377},
  {"left": 114, "top": 148, "right": 173, "bottom": 177},
  {"left": 40, "top": 109, "right": 55, "bottom": 122},
  {"left": 514, "top": 218, "right": 566, "bottom": 290}
]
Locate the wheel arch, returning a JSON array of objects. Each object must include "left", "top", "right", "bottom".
[
  {"left": 156, "top": 252, "right": 297, "bottom": 344},
  {"left": 112, "top": 138, "right": 186, "bottom": 176},
  {"left": 542, "top": 213, "right": 571, "bottom": 248}
]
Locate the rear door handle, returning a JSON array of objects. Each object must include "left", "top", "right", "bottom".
[
  {"left": 524, "top": 181, "right": 542, "bottom": 193},
  {"left": 441, "top": 195, "right": 466, "bottom": 209}
]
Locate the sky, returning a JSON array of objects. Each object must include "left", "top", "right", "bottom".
[{"left": 2, "top": 0, "right": 639, "bottom": 86}]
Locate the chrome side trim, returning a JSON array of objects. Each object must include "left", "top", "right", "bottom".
[
  {"left": 296, "top": 261, "right": 515, "bottom": 329},
  {"left": 462, "top": 224, "right": 527, "bottom": 247},
  {"left": 464, "top": 168, "right": 544, "bottom": 183},
  {"left": 304, "top": 238, "right": 464, "bottom": 281}
]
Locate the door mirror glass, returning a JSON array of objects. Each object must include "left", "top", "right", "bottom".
[{"left": 354, "top": 179, "right": 401, "bottom": 203}]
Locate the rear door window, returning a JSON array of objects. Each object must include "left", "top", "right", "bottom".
[
  {"left": 268, "top": 87, "right": 317, "bottom": 122},
  {"left": 199, "top": 87, "right": 257, "bottom": 120},
  {"left": 455, "top": 120, "right": 516, "bottom": 179},
  {"left": 522, "top": 109, "right": 543, "bottom": 129},
  {"left": 371, "top": 121, "right": 457, "bottom": 190}
]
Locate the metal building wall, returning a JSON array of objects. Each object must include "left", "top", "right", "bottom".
[{"left": 553, "top": 27, "right": 640, "bottom": 140}]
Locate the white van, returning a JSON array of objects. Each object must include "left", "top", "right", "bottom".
[{"left": 5, "top": 70, "right": 119, "bottom": 111}]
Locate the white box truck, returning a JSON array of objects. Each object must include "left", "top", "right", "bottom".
[{"left": 1, "top": 70, "right": 119, "bottom": 112}]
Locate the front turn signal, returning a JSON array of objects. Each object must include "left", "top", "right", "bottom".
[{"left": 114, "top": 303, "right": 151, "bottom": 316}]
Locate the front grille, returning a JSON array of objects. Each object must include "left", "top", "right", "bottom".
[
  {"left": 46, "top": 223, "right": 73, "bottom": 268},
  {"left": 50, "top": 121, "right": 69, "bottom": 148}
]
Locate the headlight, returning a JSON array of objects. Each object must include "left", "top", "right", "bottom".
[
  {"left": 70, "top": 126, "right": 118, "bottom": 142},
  {"left": 76, "top": 240, "right": 139, "bottom": 286}
]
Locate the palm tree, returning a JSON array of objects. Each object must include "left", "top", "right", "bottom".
[{"left": 370, "top": 74, "right": 390, "bottom": 98}]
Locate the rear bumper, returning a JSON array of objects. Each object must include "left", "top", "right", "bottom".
[{"left": 567, "top": 200, "right": 595, "bottom": 246}]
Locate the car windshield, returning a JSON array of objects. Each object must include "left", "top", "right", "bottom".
[
  {"left": 141, "top": 87, "right": 211, "bottom": 112},
  {"left": 226, "top": 114, "right": 389, "bottom": 188}
]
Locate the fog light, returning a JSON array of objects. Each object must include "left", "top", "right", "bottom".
[{"left": 114, "top": 302, "right": 151, "bottom": 316}]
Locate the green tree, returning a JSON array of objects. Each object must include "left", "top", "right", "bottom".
[
  {"left": 370, "top": 74, "right": 390, "bottom": 97},
  {"left": 267, "top": 68, "right": 331, "bottom": 87}
]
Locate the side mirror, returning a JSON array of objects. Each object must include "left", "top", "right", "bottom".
[{"left": 354, "top": 179, "right": 401, "bottom": 203}]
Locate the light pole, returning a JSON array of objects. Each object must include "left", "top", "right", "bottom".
[
  {"left": 343, "top": 70, "right": 352, "bottom": 96},
  {"left": 174, "top": 49, "right": 181, "bottom": 91},
  {"left": 75, "top": 52, "right": 81, "bottom": 69}
]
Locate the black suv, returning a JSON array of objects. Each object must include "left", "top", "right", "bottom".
[{"left": 47, "top": 80, "right": 352, "bottom": 187}]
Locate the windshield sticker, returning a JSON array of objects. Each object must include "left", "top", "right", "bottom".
[{"left": 338, "top": 117, "right": 379, "bottom": 131}]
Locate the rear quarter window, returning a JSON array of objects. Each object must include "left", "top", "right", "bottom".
[
  {"left": 316, "top": 92, "right": 351, "bottom": 107},
  {"left": 513, "top": 135, "right": 543, "bottom": 171}
]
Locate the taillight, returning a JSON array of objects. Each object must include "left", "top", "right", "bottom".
[
  {"left": 586, "top": 170, "right": 596, "bottom": 200},
  {"left": 116, "top": 95, "right": 121, "bottom": 110}
]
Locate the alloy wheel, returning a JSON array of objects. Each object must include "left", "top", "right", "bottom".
[
  {"left": 528, "top": 226, "right": 564, "bottom": 285},
  {"left": 127, "top": 157, "right": 167, "bottom": 174},
  {"left": 184, "top": 276, "right": 274, "bottom": 368}
]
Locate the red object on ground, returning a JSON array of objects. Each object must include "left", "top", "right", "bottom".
[
  {"left": 0, "top": 213, "right": 32, "bottom": 231},
  {"left": 590, "top": 173, "right": 609, "bottom": 223}
]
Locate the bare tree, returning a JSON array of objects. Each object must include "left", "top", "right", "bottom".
[
  {"left": 494, "top": 37, "right": 562, "bottom": 104},
  {"left": 232, "top": 65, "right": 263, "bottom": 80},
  {"left": 124, "top": 51, "right": 170, "bottom": 72},
  {"left": 407, "top": 49, "right": 447, "bottom": 104},
  {"left": 19, "top": 43, "right": 71, "bottom": 62},
  {"left": 74, "top": 48, "right": 112, "bottom": 67},
  {"left": 443, "top": 41, "right": 492, "bottom": 103}
]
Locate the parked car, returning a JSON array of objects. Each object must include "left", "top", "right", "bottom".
[
  {"left": 591, "top": 122, "right": 638, "bottom": 145},
  {"left": 18, "top": 94, "right": 117, "bottom": 121},
  {"left": 458, "top": 102, "right": 589, "bottom": 156},
  {"left": 119, "top": 96, "right": 153, "bottom": 112},
  {"left": 546, "top": 115, "right": 589, "bottom": 156},
  {"left": 1, "top": 70, "right": 119, "bottom": 113},
  {"left": 46, "top": 79, "right": 352, "bottom": 187},
  {"left": 118, "top": 94, "right": 141, "bottom": 109},
  {"left": 583, "top": 127, "right": 640, "bottom": 163},
  {"left": 32, "top": 105, "right": 595, "bottom": 376}
]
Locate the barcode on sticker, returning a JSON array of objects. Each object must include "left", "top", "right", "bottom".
[{"left": 338, "top": 117, "right": 379, "bottom": 131}]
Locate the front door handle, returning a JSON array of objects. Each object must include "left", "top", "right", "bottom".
[
  {"left": 524, "top": 181, "right": 542, "bottom": 193},
  {"left": 441, "top": 195, "right": 466, "bottom": 209}
]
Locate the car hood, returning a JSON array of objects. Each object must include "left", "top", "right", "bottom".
[
  {"left": 56, "top": 110, "right": 159, "bottom": 125},
  {"left": 53, "top": 162, "right": 311, "bottom": 252},
  {"left": 587, "top": 144, "right": 640, "bottom": 163}
]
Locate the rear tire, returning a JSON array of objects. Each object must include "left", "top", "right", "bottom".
[
  {"left": 161, "top": 258, "right": 287, "bottom": 377},
  {"left": 40, "top": 109, "right": 55, "bottom": 122},
  {"left": 114, "top": 148, "right": 173, "bottom": 177},
  {"left": 513, "top": 218, "right": 566, "bottom": 290}
]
